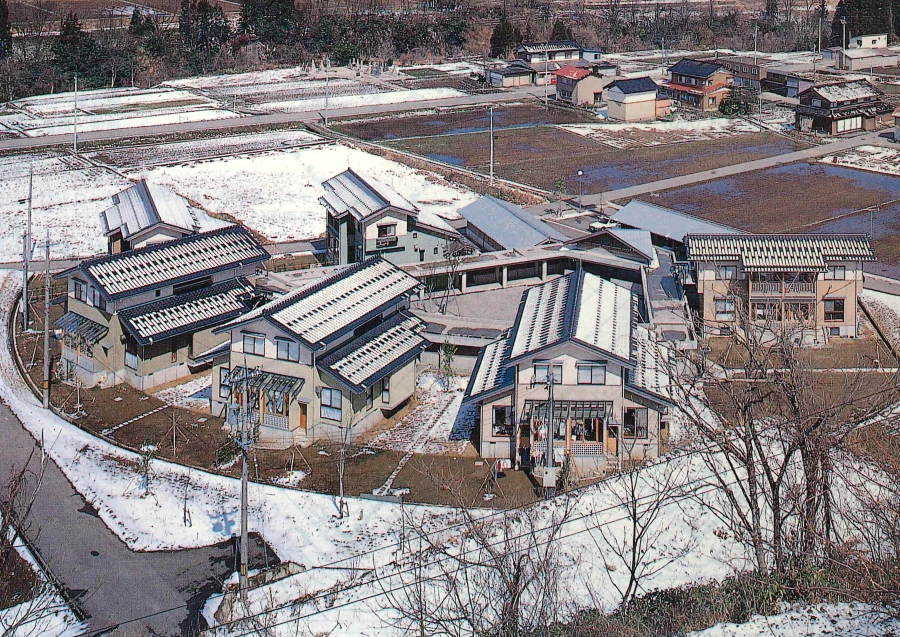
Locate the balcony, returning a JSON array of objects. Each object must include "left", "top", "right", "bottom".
[
  {"left": 750, "top": 281, "right": 815, "bottom": 295},
  {"left": 375, "top": 236, "right": 399, "bottom": 249}
]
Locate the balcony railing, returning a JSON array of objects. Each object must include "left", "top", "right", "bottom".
[
  {"left": 532, "top": 440, "right": 607, "bottom": 457},
  {"left": 750, "top": 281, "right": 816, "bottom": 295},
  {"left": 375, "top": 236, "right": 399, "bottom": 249}
]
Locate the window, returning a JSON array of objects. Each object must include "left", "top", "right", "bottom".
[
  {"left": 171, "top": 338, "right": 178, "bottom": 363},
  {"left": 366, "top": 385, "right": 374, "bottom": 410},
  {"left": 73, "top": 279, "right": 87, "bottom": 302},
  {"left": 242, "top": 333, "right": 265, "bottom": 356},
  {"left": 413, "top": 232, "right": 418, "bottom": 238},
  {"left": 377, "top": 224, "right": 396, "bottom": 238},
  {"left": 824, "top": 298, "right": 845, "bottom": 322},
  {"left": 492, "top": 406, "right": 512, "bottom": 436},
  {"left": 219, "top": 367, "right": 231, "bottom": 399},
  {"left": 173, "top": 276, "right": 212, "bottom": 296},
  {"left": 125, "top": 351, "right": 138, "bottom": 370},
  {"left": 533, "top": 362, "right": 562, "bottom": 384},
  {"left": 708, "top": 97, "right": 716, "bottom": 106},
  {"left": 715, "top": 296, "right": 736, "bottom": 321},
  {"left": 624, "top": 407, "right": 649, "bottom": 439},
  {"left": 434, "top": 246, "right": 439, "bottom": 255},
  {"left": 716, "top": 265, "right": 737, "bottom": 280},
  {"left": 276, "top": 338, "right": 300, "bottom": 362},
  {"left": 577, "top": 363, "right": 607, "bottom": 385},
  {"left": 320, "top": 387, "right": 342, "bottom": 421},
  {"left": 753, "top": 302, "right": 781, "bottom": 321},
  {"left": 811, "top": 98, "right": 822, "bottom": 108},
  {"left": 382, "top": 376, "right": 390, "bottom": 403},
  {"left": 265, "top": 390, "right": 288, "bottom": 417},
  {"left": 824, "top": 265, "right": 846, "bottom": 281}
]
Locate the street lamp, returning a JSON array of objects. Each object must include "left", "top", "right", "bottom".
[{"left": 577, "top": 170, "right": 584, "bottom": 212}]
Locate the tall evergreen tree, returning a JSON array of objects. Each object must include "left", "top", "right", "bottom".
[
  {"left": 0, "top": 0, "right": 12, "bottom": 58},
  {"left": 51, "top": 13, "right": 105, "bottom": 85},
  {"left": 549, "top": 19, "right": 573, "bottom": 41},
  {"left": 489, "top": 17, "right": 522, "bottom": 58},
  {"left": 240, "top": 0, "right": 297, "bottom": 43},
  {"left": 180, "top": 0, "right": 230, "bottom": 55}
]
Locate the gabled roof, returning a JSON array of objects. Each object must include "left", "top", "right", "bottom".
[
  {"left": 508, "top": 270, "right": 635, "bottom": 364},
  {"left": 464, "top": 331, "right": 514, "bottom": 401},
  {"left": 805, "top": 79, "right": 881, "bottom": 102},
  {"left": 319, "top": 169, "right": 418, "bottom": 222},
  {"left": 319, "top": 313, "right": 426, "bottom": 392},
  {"left": 519, "top": 40, "right": 580, "bottom": 54},
  {"left": 100, "top": 180, "right": 202, "bottom": 240},
  {"left": 840, "top": 47, "right": 896, "bottom": 59},
  {"left": 117, "top": 277, "right": 256, "bottom": 346},
  {"left": 79, "top": 226, "right": 269, "bottom": 300},
  {"left": 627, "top": 326, "right": 672, "bottom": 405},
  {"left": 553, "top": 65, "right": 592, "bottom": 81},
  {"left": 458, "top": 195, "right": 567, "bottom": 250},
  {"left": 493, "top": 60, "right": 535, "bottom": 76},
  {"left": 606, "top": 228, "right": 656, "bottom": 262},
  {"left": 683, "top": 233, "right": 876, "bottom": 272},
  {"left": 610, "top": 200, "right": 743, "bottom": 244},
  {"left": 607, "top": 77, "right": 659, "bottom": 95},
  {"left": 669, "top": 58, "right": 725, "bottom": 78},
  {"left": 222, "top": 257, "right": 420, "bottom": 350}
]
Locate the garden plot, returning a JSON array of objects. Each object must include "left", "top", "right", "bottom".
[
  {"left": 820, "top": 144, "right": 900, "bottom": 178},
  {"left": 153, "top": 375, "right": 213, "bottom": 413},
  {"left": 86, "top": 129, "right": 325, "bottom": 170},
  {"left": 13, "top": 87, "right": 215, "bottom": 117},
  {"left": 140, "top": 142, "right": 477, "bottom": 242},
  {"left": 0, "top": 152, "right": 129, "bottom": 262},
  {"left": 559, "top": 118, "right": 763, "bottom": 150},
  {"left": 265, "top": 87, "right": 465, "bottom": 114},
  {"left": 368, "top": 373, "right": 474, "bottom": 456}
]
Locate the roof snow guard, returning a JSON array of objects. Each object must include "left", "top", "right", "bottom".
[
  {"left": 319, "top": 169, "right": 418, "bottom": 222},
  {"left": 319, "top": 312, "right": 427, "bottom": 392},
  {"left": 684, "top": 233, "right": 875, "bottom": 272},
  {"left": 508, "top": 270, "right": 636, "bottom": 364},
  {"left": 226, "top": 257, "right": 421, "bottom": 350},
  {"left": 81, "top": 226, "right": 268, "bottom": 300},
  {"left": 118, "top": 278, "right": 256, "bottom": 346}
]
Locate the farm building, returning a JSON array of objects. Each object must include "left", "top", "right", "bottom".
[
  {"left": 55, "top": 226, "right": 269, "bottom": 391},
  {"left": 211, "top": 257, "right": 426, "bottom": 448}
]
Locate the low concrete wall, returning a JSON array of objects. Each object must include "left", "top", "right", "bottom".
[{"left": 864, "top": 273, "right": 900, "bottom": 296}]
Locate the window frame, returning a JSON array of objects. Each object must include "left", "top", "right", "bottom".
[
  {"left": 242, "top": 332, "right": 266, "bottom": 357},
  {"left": 73, "top": 279, "right": 88, "bottom": 303},
  {"left": 219, "top": 367, "right": 231, "bottom": 399},
  {"left": 276, "top": 337, "right": 300, "bottom": 362},
  {"left": 265, "top": 389, "right": 289, "bottom": 417},
  {"left": 492, "top": 405, "right": 512, "bottom": 437},
  {"left": 576, "top": 362, "right": 607, "bottom": 385},
  {"left": 824, "top": 298, "right": 845, "bottom": 322},
  {"left": 320, "top": 387, "right": 342, "bottom": 421},
  {"left": 533, "top": 361, "right": 563, "bottom": 385},
  {"left": 714, "top": 296, "right": 736, "bottom": 321},
  {"left": 624, "top": 407, "right": 649, "bottom": 439},
  {"left": 715, "top": 265, "right": 737, "bottom": 280},
  {"left": 382, "top": 375, "right": 391, "bottom": 404},
  {"left": 377, "top": 224, "right": 397, "bottom": 238},
  {"left": 824, "top": 265, "right": 846, "bottom": 281}
]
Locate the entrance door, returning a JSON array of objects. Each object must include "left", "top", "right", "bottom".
[
  {"left": 298, "top": 402, "right": 308, "bottom": 429},
  {"left": 606, "top": 425, "right": 619, "bottom": 456}
]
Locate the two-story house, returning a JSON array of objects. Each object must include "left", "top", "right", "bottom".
[
  {"left": 516, "top": 41, "right": 582, "bottom": 85},
  {"left": 320, "top": 169, "right": 460, "bottom": 267},
  {"left": 661, "top": 58, "right": 733, "bottom": 112},
  {"left": 605, "top": 77, "right": 670, "bottom": 122},
  {"left": 795, "top": 79, "right": 893, "bottom": 135},
  {"left": 465, "top": 270, "right": 671, "bottom": 481},
  {"left": 552, "top": 66, "right": 608, "bottom": 107},
  {"left": 683, "top": 233, "right": 875, "bottom": 337},
  {"left": 100, "top": 180, "right": 230, "bottom": 254},
  {"left": 55, "top": 226, "right": 270, "bottom": 390},
  {"left": 210, "top": 257, "right": 427, "bottom": 448}
]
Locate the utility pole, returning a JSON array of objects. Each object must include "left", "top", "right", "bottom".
[
  {"left": 544, "top": 372, "right": 556, "bottom": 498},
  {"left": 324, "top": 59, "right": 330, "bottom": 127},
  {"left": 22, "top": 158, "right": 33, "bottom": 332},
  {"left": 73, "top": 73, "right": 78, "bottom": 155},
  {"left": 841, "top": 17, "right": 847, "bottom": 51},
  {"left": 489, "top": 105, "right": 494, "bottom": 184},
  {"left": 818, "top": 15, "right": 823, "bottom": 54},
  {"left": 753, "top": 23, "right": 759, "bottom": 65},
  {"left": 239, "top": 361, "right": 250, "bottom": 601},
  {"left": 577, "top": 170, "right": 583, "bottom": 212},
  {"left": 42, "top": 229, "right": 50, "bottom": 409}
]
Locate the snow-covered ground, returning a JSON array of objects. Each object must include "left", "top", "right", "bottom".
[
  {"left": 820, "top": 145, "right": 900, "bottom": 178},
  {"left": 140, "top": 143, "right": 477, "bottom": 242},
  {"left": 861, "top": 289, "right": 900, "bottom": 350},
  {"left": 265, "top": 87, "right": 465, "bottom": 113},
  {"left": 559, "top": 118, "right": 762, "bottom": 149},
  {"left": 152, "top": 374, "right": 212, "bottom": 413},
  {"left": 687, "top": 602, "right": 900, "bottom": 636},
  {"left": 369, "top": 373, "right": 474, "bottom": 455},
  {"left": 0, "top": 153, "right": 129, "bottom": 262},
  {"left": 0, "top": 528, "right": 85, "bottom": 636}
]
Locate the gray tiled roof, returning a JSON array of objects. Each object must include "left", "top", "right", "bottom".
[
  {"left": 627, "top": 326, "right": 671, "bottom": 403},
  {"left": 458, "top": 195, "right": 567, "bottom": 250},
  {"left": 669, "top": 58, "right": 724, "bottom": 78},
  {"left": 610, "top": 200, "right": 743, "bottom": 243},
  {"left": 607, "top": 77, "right": 658, "bottom": 95},
  {"left": 464, "top": 330, "right": 514, "bottom": 400},
  {"left": 320, "top": 168, "right": 417, "bottom": 222},
  {"left": 81, "top": 226, "right": 268, "bottom": 300},
  {"left": 684, "top": 233, "right": 876, "bottom": 271},
  {"left": 56, "top": 312, "right": 108, "bottom": 344}
]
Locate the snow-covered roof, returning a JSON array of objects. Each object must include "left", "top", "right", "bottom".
[
  {"left": 519, "top": 40, "right": 580, "bottom": 54},
  {"left": 320, "top": 169, "right": 417, "bottom": 221},
  {"left": 684, "top": 233, "right": 876, "bottom": 271},
  {"left": 840, "top": 47, "right": 896, "bottom": 59},
  {"left": 610, "top": 200, "right": 743, "bottom": 243},
  {"left": 458, "top": 195, "right": 567, "bottom": 250},
  {"left": 117, "top": 278, "right": 256, "bottom": 346},
  {"left": 80, "top": 226, "right": 268, "bottom": 300},
  {"left": 508, "top": 270, "right": 635, "bottom": 363},
  {"left": 627, "top": 326, "right": 671, "bottom": 403},
  {"left": 464, "top": 331, "right": 514, "bottom": 400},
  {"left": 228, "top": 257, "right": 420, "bottom": 350},
  {"left": 319, "top": 313, "right": 426, "bottom": 391},
  {"left": 810, "top": 79, "right": 881, "bottom": 102}
]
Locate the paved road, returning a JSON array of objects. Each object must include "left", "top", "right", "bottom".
[
  {"left": 0, "top": 402, "right": 278, "bottom": 636},
  {"left": 0, "top": 87, "right": 545, "bottom": 153},
  {"left": 587, "top": 130, "right": 889, "bottom": 204}
]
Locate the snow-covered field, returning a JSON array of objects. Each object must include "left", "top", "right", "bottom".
[
  {"left": 687, "top": 602, "right": 900, "bottom": 636},
  {"left": 559, "top": 118, "right": 764, "bottom": 150},
  {"left": 140, "top": 143, "right": 477, "bottom": 242},
  {"left": 153, "top": 374, "right": 212, "bottom": 412},
  {"left": 0, "top": 153, "right": 129, "bottom": 262},
  {"left": 0, "top": 528, "right": 84, "bottom": 636},
  {"left": 369, "top": 373, "right": 474, "bottom": 455},
  {"left": 265, "top": 87, "right": 465, "bottom": 113},
  {"left": 820, "top": 145, "right": 900, "bottom": 178}
]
